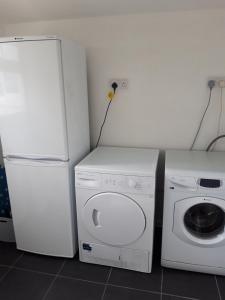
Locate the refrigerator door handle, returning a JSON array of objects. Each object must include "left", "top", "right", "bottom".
[
  {"left": 5, "top": 155, "right": 68, "bottom": 162},
  {"left": 4, "top": 156, "right": 68, "bottom": 167}
]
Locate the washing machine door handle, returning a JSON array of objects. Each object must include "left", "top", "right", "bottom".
[{"left": 92, "top": 209, "right": 101, "bottom": 227}]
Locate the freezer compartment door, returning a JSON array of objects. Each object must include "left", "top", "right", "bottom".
[
  {"left": 0, "top": 39, "right": 68, "bottom": 160},
  {"left": 4, "top": 158, "right": 75, "bottom": 257}
]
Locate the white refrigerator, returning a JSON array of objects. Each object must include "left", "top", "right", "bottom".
[{"left": 0, "top": 36, "right": 90, "bottom": 257}]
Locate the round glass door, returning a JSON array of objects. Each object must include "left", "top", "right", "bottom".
[{"left": 184, "top": 203, "right": 225, "bottom": 239}]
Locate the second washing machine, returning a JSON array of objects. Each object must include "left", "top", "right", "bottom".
[
  {"left": 162, "top": 150, "right": 225, "bottom": 276},
  {"left": 75, "top": 146, "right": 159, "bottom": 273}
]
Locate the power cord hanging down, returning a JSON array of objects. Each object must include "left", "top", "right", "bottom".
[
  {"left": 190, "top": 82, "right": 214, "bottom": 150},
  {"left": 95, "top": 82, "right": 118, "bottom": 148},
  {"left": 95, "top": 99, "right": 113, "bottom": 148},
  {"left": 206, "top": 135, "right": 225, "bottom": 151},
  {"left": 211, "top": 88, "right": 223, "bottom": 151}
]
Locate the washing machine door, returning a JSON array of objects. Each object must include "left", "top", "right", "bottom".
[
  {"left": 173, "top": 196, "right": 225, "bottom": 247},
  {"left": 82, "top": 192, "right": 146, "bottom": 246}
]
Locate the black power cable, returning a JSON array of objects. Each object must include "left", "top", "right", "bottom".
[
  {"left": 190, "top": 87, "right": 213, "bottom": 150},
  {"left": 95, "top": 82, "right": 118, "bottom": 148},
  {"left": 206, "top": 134, "right": 225, "bottom": 151},
  {"left": 95, "top": 99, "right": 113, "bottom": 148}
]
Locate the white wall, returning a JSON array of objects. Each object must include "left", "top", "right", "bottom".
[{"left": 1, "top": 10, "right": 225, "bottom": 151}]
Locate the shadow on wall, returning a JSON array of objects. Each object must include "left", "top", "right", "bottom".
[{"left": 155, "top": 150, "right": 165, "bottom": 227}]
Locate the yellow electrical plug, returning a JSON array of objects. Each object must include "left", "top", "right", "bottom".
[
  {"left": 107, "top": 82, "right": 118, "bottom": 100},
  {"left": 107, "top": 91, "right": 115, "bottom": 101}
]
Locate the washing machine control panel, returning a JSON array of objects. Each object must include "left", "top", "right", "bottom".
[
  {"left": 102, "top": 174, "right": 153, "bottom": 193},
  {"left": 168, "top": 175, "right": 225, "bottom": 191},
  {"left": 76, "top": 172, "right": 154, "bottom": 194}
]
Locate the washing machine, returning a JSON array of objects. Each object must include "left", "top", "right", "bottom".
[
  {"left": 162, "top": 150, "right": 225, "bottom": 276},
  {"left": 75, "top": 146, "right": 159, "bottom": 273}
]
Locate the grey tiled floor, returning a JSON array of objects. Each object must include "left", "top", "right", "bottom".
[{"left": 0, "top": 229, "right": 223, "bottom": 300}]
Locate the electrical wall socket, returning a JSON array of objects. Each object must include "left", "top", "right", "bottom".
[
  {"left": 109, "top": 79, "right": 128, "bottom": 90},
  {"left": 208, "top": 77, "right": 225, "bottom": 88},
  {"left": 218, "top": 80, "right": 225, "bottom": 88}
]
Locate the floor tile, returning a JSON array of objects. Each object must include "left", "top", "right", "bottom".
[
  {"left": 45, "top": 277, "right": 104, "bottom": 300},
  {"left": 15, "top": 252, "right": 65, "bottom": 274},
  {"left": 0, "top": 266, "right": 9, "bottom": 279},
  {"left": 60, "top": 255, "right": 110, "bottom": 283},
  {"left": 0, "top": 242, "right": 22, "bottom": 265},
  {"left": 108, "top": 264, "right": 162, "bottom": 292},
  {"left": 0, "top": 268, "right": 53, "bottom": 300},
  {"left": 163, "top": 268, "right": 219, "bottom": 300},
  {"left": 104, "top": 285, "right": 160, "bottom": 300},
  {"left": 215, "top": 276, "right": 225, "bottom": 300}
]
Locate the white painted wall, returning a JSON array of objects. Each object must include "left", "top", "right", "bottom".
[{"left": 1, "top": 10, "right": 225, "bottom": 152}]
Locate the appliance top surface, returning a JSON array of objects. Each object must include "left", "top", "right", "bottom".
[
  {"left": 76, "top": 146, "right": 159, "bottom": 175},
  {"left": 166, "top": 150, "right": 225, "bottom": 174},
  {"left": 0, "top": 35, "right": 59, "bottom": 43}
]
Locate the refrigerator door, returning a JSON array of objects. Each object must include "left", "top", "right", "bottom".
[
  {"left": 0, "top": 39, "right": 68, "bottom": 160},
  {"left": 4, "top": 158, "right": 75, "bottom": 257}
]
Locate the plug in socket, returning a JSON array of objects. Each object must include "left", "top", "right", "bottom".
[
  {"left": 208, "top": 77, "right": 225, "bottom": 88},
  {"left": 208, "top": 80, "right": 216, "bottom": 89},
  {"left": 109, "top": 79, "right": 128, "bottom": 90}
]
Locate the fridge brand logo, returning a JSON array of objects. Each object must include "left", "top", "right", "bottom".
[{"left": 14, "top": 37, "right": 24, "bottom": 40}]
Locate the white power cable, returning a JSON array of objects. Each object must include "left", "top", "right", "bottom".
[
  {"left": 190, "top": 88, "right": 213, "bottom": 150},
  {"left": 211, "top": 88, "right": 223, "bottom": 151}
]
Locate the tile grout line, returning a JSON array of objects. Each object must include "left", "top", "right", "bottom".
[
  {"left": 214, "top": 275, "right": 222, "bottom": 300},
  {"left": 0, "top": 263, "right": 108, "bottom": 286},
  {"left": 107, "top": 283, "right": 162, "bottom": 295},
  {"left": 0, "top": 266, "right": 11, "bottom": 282},
  {"left": 51, "top": 273, "right": 106, "bottom": 286},
  {"left": 12, "top": 252, "right": 24, "bottom": 266},
  {"left": 12, "top": 266, "right": 57, "bottom": 277},
  {"left": 0, "top": 252, "right": 24, "bottom": 282},
  {"left": 160, "top": 267, "right": 164, "bottom": 300},
  {"left": 101, "top": 267, "right": 112, "bottom": 300},
  {"left": 106, "top": 283, "right": 199, "bottom": 300},
  {"left": 162, "top": 293, "right": 199, "bottom": 300},
  {"left": 41, "top": 259, "right": 66, "bottom": 300}
]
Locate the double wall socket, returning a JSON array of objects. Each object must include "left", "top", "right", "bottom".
[
  {"left": 208, "top": 78, "right": 225, "bottom": 88},
  {"left": 109, "top": 79, "right": 128, "bottom": 90}
]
